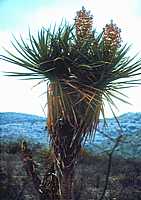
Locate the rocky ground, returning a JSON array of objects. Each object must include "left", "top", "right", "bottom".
[{"left": 0, "top": 142, "right": 141, "bottom": 200}]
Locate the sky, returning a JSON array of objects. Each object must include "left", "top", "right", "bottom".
[{"left": 0, "top": 0, "right": 141, "bottom": 118}]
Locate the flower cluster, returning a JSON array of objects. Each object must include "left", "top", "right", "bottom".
[
  {"left": 103, "top": 20, "right": 121, "bottom": 52},
  {"left": 75, "top": 6, "right": 93, "bottom": 42}
]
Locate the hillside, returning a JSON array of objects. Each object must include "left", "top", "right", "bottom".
[
  {"left": 0, "top": 112, "right": 141, "bottom": 157},
  {"left": 0, "top": 112, "right": 47, "bottom": 145},
  {"left": 1, "top": 112, "right": 141, "bottom": 200}
]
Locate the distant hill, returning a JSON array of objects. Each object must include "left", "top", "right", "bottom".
[
  {"left": 86, "top": 112, "right": 141, "bottom": 158},
  {"left": 0, "top": 112, "right": 45, "bottom": 125},
  {"left": 0, "top": 112, "right": 141, "bottom": 157},
  {"left": 0, "top": 112, "right": 48, "bottom": 145}
]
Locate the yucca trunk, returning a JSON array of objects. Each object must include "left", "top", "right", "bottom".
[
  {"left": 47, "top": 81, "right": 79, "bottom": 199},
  {"left": 47, "top": 81, "right": 98, "bottom": 200},
  {"left": 52, "top": 120, "right": 79, "bottom": 200},
  {"left": 60, "top": 169, "right": 74, "bottom": 200}
]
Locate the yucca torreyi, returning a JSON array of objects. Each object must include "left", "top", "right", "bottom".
[{"left": 2, "top": 6, "right": 141, "bottom": 200}]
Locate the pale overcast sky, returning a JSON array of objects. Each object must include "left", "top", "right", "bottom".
[{"left": 0, "top": 0, "right": 141, "bottom": 118}]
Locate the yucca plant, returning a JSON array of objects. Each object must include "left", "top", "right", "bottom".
[{"left": 1, "top": 6, "right": 141, "bottom": 200}]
